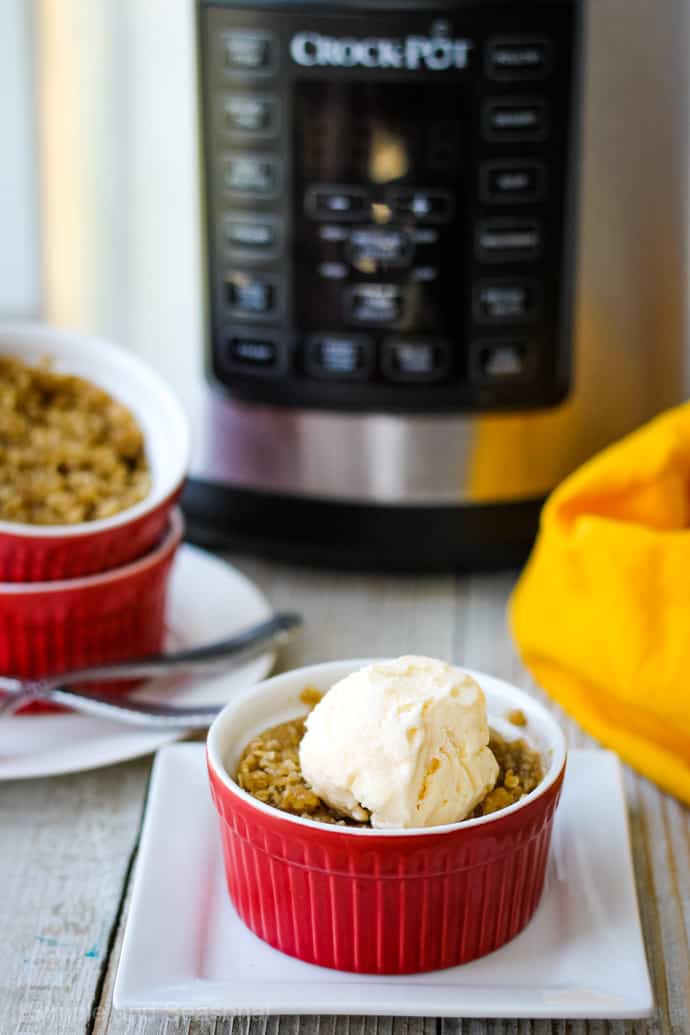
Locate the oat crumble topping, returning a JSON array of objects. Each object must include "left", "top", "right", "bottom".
[{"left": 235, "top": 696, "right": 544, "bottom": 827}]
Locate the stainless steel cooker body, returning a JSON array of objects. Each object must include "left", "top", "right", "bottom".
[{"left": 185, "top": 0, "right": 688, "bottom": 568}]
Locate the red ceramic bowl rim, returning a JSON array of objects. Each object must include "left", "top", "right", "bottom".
[
  {"left": 207, "top": 659, "right": 568, "bottom": 839},
  {"left": 0, "top": 322, "right": 189, "bottom": 540},
  {"left": 0, "top": 508, "right": 184, "bottom": 596}
]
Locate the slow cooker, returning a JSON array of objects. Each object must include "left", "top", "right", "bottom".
[
  {"left": 29, "top": 1, "right": 689, "bottom": 571},
  {"left": 181, "top": 0, "right": 654, "bottom": 569}
]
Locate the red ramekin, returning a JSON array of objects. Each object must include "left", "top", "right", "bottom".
[
  {"left": 207, "top": 660, "right": 567, "bottom": 975},
  {"left": 0, "top": 323, "right": 189, "bottom": 581},
  {"left": 0, "top": 508, "right": 183, "bottom": 698}
]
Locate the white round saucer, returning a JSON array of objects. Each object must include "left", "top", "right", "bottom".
[{"left": 0, "top": 544, "right": 275, "bottom": 780}]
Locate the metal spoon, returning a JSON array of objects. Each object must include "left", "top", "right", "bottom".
[{"left": 0, "top": 611, "right": 301, "bottom": 726}]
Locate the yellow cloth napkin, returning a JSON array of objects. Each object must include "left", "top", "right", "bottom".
[{"left": 510, "top": 403, "right": 690, "bottom": 804}]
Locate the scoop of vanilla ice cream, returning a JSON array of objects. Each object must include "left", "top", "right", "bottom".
[{"left": 298, "top": 656, "right": 499, "bottom": 829}]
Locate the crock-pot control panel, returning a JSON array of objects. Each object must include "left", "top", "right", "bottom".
[{"left": 199, "top": 1, "right": 580, "bottom": 413}]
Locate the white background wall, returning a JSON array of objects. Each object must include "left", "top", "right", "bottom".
[
  {"left": 0, "top": 0, "right": 40, "bottom": 316},
  {"left": 36, "top": 0, "right": 205, "bottom": 427},
  {"left": 3, "top": 0, "right": 690, "bottom": 447}
]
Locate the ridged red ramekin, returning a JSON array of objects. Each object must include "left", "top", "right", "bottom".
[
  {"left": 0, "top": 508, "right": 183, "bottom": 702},
  {"left": 207, "top": 660, "right": 567, "bottom": 975},
  {"left": 0, "top": 323, "right": 189, "bottom": 581},
  {"left": 0, "top": 492, "right": 184, "bottom": 583}
]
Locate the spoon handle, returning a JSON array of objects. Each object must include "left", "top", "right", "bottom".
[
  {"left": 0, "top": 612, "right": 301, "bottom": 722},
  {"left": 26, "top": 690, "right": 229, "bottom": 729}
]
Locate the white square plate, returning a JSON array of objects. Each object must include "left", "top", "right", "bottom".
[{"left": 114, "top": 744, "right": 653, "bottom": 1019}]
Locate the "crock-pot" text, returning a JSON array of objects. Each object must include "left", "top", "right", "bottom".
[{"left": 290, "top": 30, "right": 473, "bottom": 71}]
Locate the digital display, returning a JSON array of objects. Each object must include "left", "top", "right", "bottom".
[
  {"left": 296, "top": 81, "right": 469, "bottom": 185},
  {"left": 202, "top": 1, "right": 578, "bottom": 413},
  {"left": 294, "top": 80, "right": 473, "bottom": 338}
]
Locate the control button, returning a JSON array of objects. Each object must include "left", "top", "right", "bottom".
[
  {"left": 305, "top": 185, "right": 370, "bottom": 221},
  {"left": 221, "top": 31, "right": 276, "bottom": 76},
  {"left": 480, "top": 161, "right": 547, "bottom": 204},
  {"left": 222, "top": 154, "right": 280, "bottom": 197},
  {"left": 319, "top": 225, "right": 350, "bottom": 243},
  {"left": 227, "top": 337, "right": 278, "bottom": 369},
  {"left": 476, "top": 219, "right": 542, "bottom": 262},
  {"left": 474, "top": 280, "right": 540, "bottom": 322},
  {"left": 483, "top": 99, "right": 549, "bottom": 141},
  {"left": 346, "top": 284, "right": 404, "bottom": 325},
  {"left": 386, "top": 188, "right": 455, "bottom": 224},
  {"left": 382, "top": 339, "right": 450, "bottom": 383},
  {"left": 220, "top": 327, "right": 291, "bottom": 377},
  {"left": 471, "top": 340, "right": 535, "bottom": 382},
  {"left": 225, "top": 272, "right": 279, "bottom": 318},
  {"left": 305, "top": 335, "right": 373, "bottom": 381},
  {"left": 318, "top": 261, "right": 348, "bottom": 279},
  {"left": 486, "top": 37, "right": 552, "bottom": 80},
  {"left": 347, "top": 227, "right": 413, "bottom": 272},
  {"left": 220, "top": 94, "right": 279, "bottom": 136},
  {"left": 223, "top": 215, "right": 280, "bottom": 258}
]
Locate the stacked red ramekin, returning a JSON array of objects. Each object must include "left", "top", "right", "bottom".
[
  {"left": 208, "top": 660, "right": 567, "bottom": 975},
  {"left": 0, "top": 324, "right": 188, "bottom": 692}
]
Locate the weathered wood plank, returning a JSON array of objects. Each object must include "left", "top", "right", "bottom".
[
  {"left": 442, "top": 575, "right": 688, "bottom": 1035},
  {"left": 238, "top": 557, "right": 456, "bottom": 666},
  {"left": 0, "top": 756, "right": 151, "bottom": 1035},
  {"left": 629, "top": 777, "right": 690, "bottom": 1035},
  {"left": 92, "top": 557, "right": 455, "bottom": 1035},
  {"left": 1, "top": 560, "right": 688, "bottom": 1035}
]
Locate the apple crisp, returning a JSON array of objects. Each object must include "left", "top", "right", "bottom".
[
  {"left": 235, "top": 709, "right": 544, "bottom": 827},
  {"left": 472, "top": 731, "right": 543, "bottom": 817},
  {"left": 0, "top": 356, "right": 150, "bottom": 525}
]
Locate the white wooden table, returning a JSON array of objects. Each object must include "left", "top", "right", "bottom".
[{"left": 1, "top": 557, "right": 688, "bottom": 1035}]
